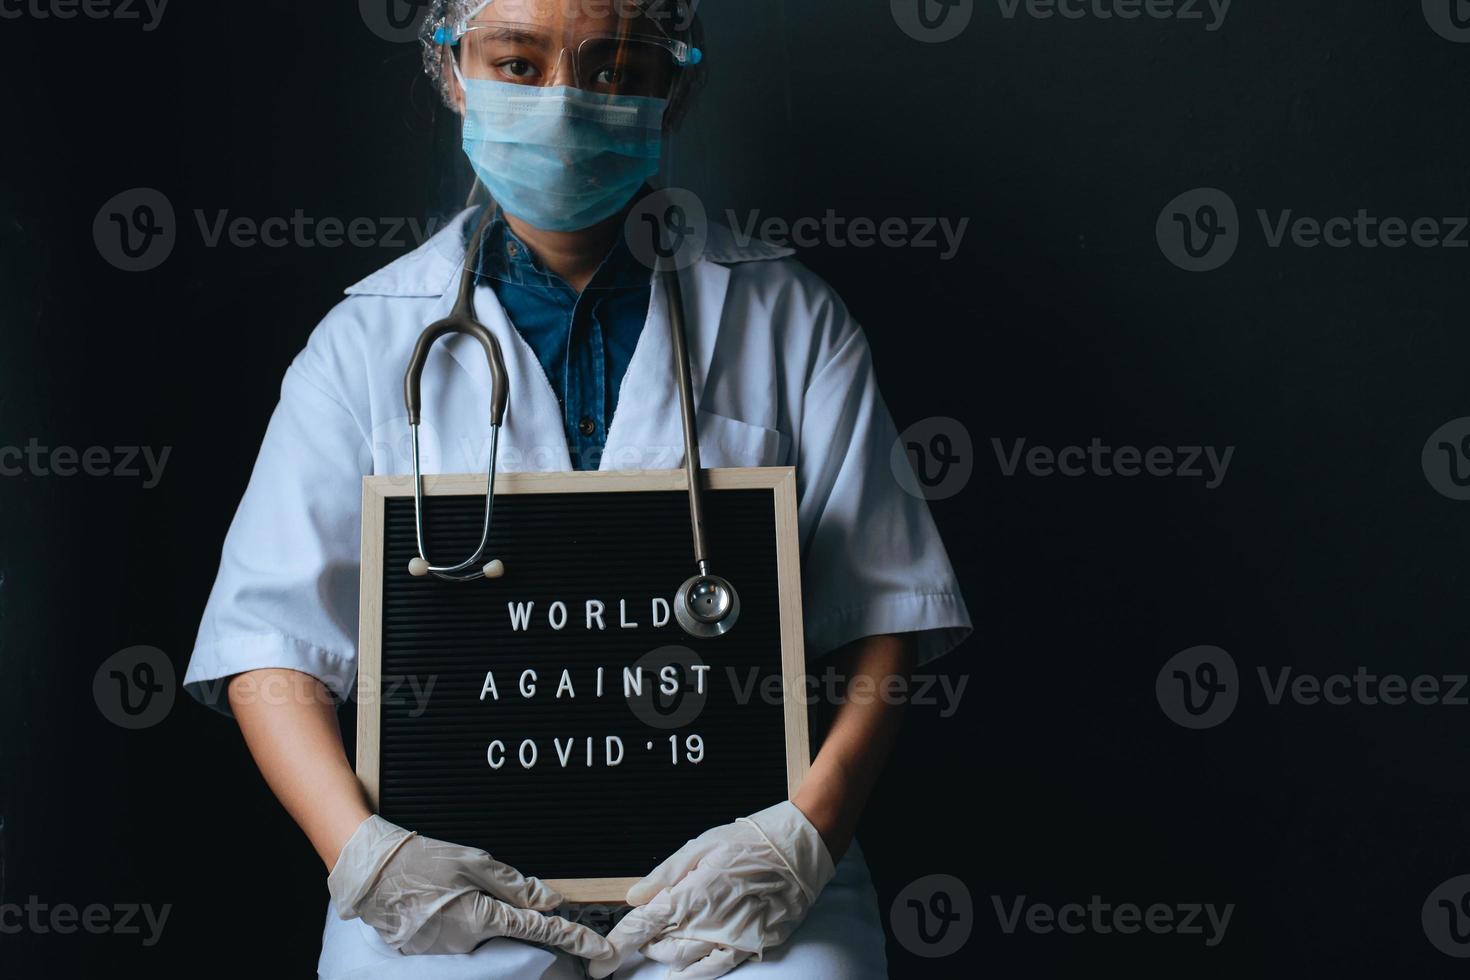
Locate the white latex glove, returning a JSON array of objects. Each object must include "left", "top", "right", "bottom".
[
  {"left": 327, "top": 814, "right": 613, "bottom": 960},
  {"left": 589, "top": 801, "right": 835, "bottom": 980}
]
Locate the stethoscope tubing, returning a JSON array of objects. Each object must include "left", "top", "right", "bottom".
[
  {"left": 659, "top": 254, "right": 711, "bottom": 573},
  {"left": 401, "top": 201, "right": 737, "bottom": 634}
]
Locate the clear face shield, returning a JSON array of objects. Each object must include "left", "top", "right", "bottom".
[
  {"left": 418, "top": 0, "right": 701, "bottom": 282},
  {"left": 406, "top": 1, "right": 734, "bottom": 631},
  {"left": 436, "top": 3, "right": 698, "bottom": 97}
]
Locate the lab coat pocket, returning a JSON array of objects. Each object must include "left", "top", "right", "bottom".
[{"left": 696, "top": 411, "right": 788, "bottom": 468}]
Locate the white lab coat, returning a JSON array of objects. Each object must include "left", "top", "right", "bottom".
[{"left": 184, "top": 207, "right": 972, "bottom": 978}]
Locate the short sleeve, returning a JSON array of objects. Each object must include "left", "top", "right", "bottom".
[
  {"left": 795, "top": 312, "right": 973, "bottom": 666},
  {"left": 183, "top": 336, "right": 369, "bottom": 715}
]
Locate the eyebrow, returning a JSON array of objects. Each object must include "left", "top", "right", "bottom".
[{"left": 480, "top": 27, "right": 553, "bottom": 48}]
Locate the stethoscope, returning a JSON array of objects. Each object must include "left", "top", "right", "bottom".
[{"left": 402, "top": 204, "right": 740, "bottom": 639}]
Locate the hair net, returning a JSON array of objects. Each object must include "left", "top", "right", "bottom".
[{"left": 419, "top": 0, "right": 706, "bottom": 128}]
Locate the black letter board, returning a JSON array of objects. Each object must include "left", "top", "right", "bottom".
[{"left": 356, "top": 468, "right": 810, "bottom": 903}]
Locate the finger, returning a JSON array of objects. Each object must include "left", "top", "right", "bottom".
[
  {"left": 495, "top": 903, "right": 614, "bottom": 961},
  {"left": 671, "top": 946, "right": 750, "bottom": 980},
  {"left": 626, "top": 838, "right": 716, "bottom": 906},
  {"left": 606, "top": 900, "right": 674, "bottom": 950},
  {"left": 643, "top": 935, "right": 719, "bottom": 970},
  {"left": 588, "top": 902, "right": 675, "bottom": 979},
  {"left": 466, "top": 855, "right": 564, "bottom": 911}
]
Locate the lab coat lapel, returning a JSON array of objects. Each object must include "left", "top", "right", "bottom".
[
  {"left": 599, "top": 259, "right": 729, "bottom": 472},
  {"left": 430, "top": 280, "right": 574, "bottom": 474}
]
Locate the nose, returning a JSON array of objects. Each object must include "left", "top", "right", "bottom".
[{"left": 548, "top": 48, "right": 576, "bottom": 88}]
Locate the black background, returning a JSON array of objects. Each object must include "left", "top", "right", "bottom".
[{"left": 4, "top": 0, "right": 1470, "bottom": 976}]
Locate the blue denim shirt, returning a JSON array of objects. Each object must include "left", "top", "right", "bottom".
[{"left": 472, "top": 207, "right": 652, "bottom": 471}]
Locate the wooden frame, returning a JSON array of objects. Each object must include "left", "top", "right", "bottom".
[{"left": 355, "top": 466, "right": 810, "bottom": 903}]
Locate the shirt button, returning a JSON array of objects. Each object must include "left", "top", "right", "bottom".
[{"left": 578, "top": 416, "right": 596, "bottom": 436}]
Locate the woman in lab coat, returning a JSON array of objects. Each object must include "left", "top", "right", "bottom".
[{"left": 183, "top": 2, "right": 971, "bottom": 977}]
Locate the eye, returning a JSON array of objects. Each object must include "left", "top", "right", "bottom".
[{"left": 498, "top": 58, "right": 540, "bottom": 81}]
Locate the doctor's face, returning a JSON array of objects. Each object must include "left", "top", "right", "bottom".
[{"left": 451, "top": 0, "right": 680, "bottom": 102}]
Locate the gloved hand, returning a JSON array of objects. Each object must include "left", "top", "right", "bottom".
[
  {"left": 327, "top": 814, "right": 613, "bottom": 960},
  {"left": 588, "top": 801, "right": 835, "bottom": 980}
]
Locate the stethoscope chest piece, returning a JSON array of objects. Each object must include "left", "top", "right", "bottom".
[{"left": 674, "top": 572, "right": 740, "bottom": 638}]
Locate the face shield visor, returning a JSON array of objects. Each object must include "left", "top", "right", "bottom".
[
  {"left": 418, "top": 0, "right": 703, "bottom": 279},
  {"left": 434, "top": 1, "right": 699, "bottom": 97}
]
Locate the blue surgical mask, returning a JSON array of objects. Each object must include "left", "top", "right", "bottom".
[{"left": 459, "top": 76, "right": 668, "bottom": 232}]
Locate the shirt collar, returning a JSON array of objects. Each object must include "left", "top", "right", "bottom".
[{"left": 470, "top": 193, "right": 653, "bottom": 293}]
